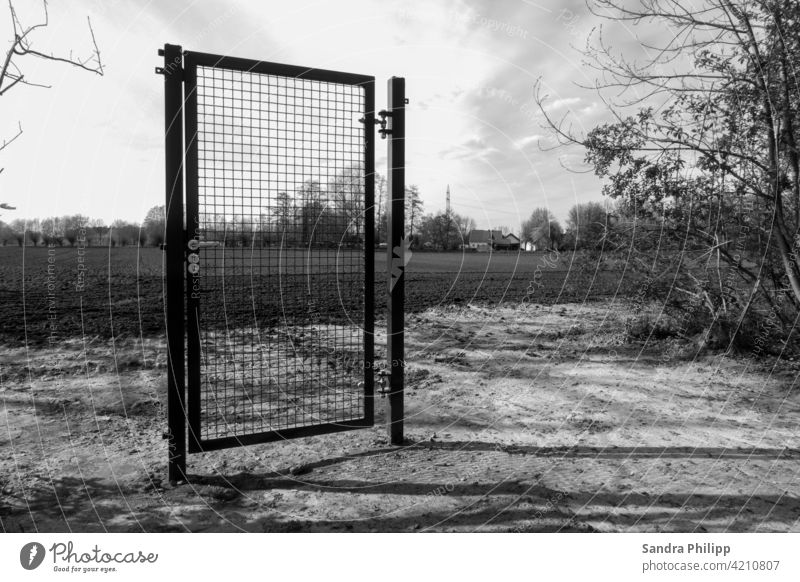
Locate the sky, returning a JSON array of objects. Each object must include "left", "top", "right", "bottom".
[{"left": 1, "top": 0, "right": 647, "bottom": 232}]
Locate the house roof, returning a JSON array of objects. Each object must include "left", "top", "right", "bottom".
[
  {"left": 468, "top": 229, "right": 495, "bottom": 243},
  {"left": 468, "top": 230, "right": 519, "bottom": 245}
]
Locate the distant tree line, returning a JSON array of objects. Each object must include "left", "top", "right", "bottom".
[
  {"left": 0, "top": 197, "right": 658, "bottom": 253},
  {"left": 0, "top": 215, "right": 156, "bottom": 247}
]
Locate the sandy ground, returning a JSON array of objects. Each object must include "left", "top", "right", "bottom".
[{"left": 2, "top": 301, "right": 800, "bottom": 532}]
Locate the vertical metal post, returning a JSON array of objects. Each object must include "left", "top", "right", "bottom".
[
  {"left": 162, "top": 43, "right": 186, "bottom": 483},
  {"left": 386, "top": 77, "right": 405, "bottom": 444}
]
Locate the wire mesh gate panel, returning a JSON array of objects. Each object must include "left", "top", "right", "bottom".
[{"left": 182, "top": 51, "right": 375, "bottom": 452}]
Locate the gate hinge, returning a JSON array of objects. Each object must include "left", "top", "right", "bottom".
[
  {"left": 359, "top": 110, "right": 395, "bottom": 139},
  {"left": 377, "top": 110, "right": 392, "bottom": 139}
]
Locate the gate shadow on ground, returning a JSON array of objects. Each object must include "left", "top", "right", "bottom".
[
  {"left": 181, "top": 440, "right": 800, "bottom": 531},
  {"left": 4, "top": 460, "right": 799, "bottom": 532},
  {"left": 5, "top": 443, "right": 800, "bottom": 533},
  {"left": 183, "top": 475, "right": 799, "bottom": 532},
  {"left": 248, "top": 442, "right": 800, "bottom": 475},
  {"left": 187, "top": 441, "right": 800, "bottom": 494}
]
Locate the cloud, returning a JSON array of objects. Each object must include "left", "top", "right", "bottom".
[{"left": 546, "top": 97, "right": 582, "bottom": 111}]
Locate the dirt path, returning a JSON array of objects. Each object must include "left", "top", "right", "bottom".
[{"left": 2, "top": 302, "right": 800, "bottom": 532}]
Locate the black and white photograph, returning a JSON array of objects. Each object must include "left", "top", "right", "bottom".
[{"left": 1, "top": 0, "right": 800, "bottom": 557}]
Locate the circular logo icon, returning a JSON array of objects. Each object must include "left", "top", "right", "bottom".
[{"left": 20, "top": 542, "right": 46, "bottom": 570}]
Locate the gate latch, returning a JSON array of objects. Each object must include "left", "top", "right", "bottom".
[{"left": 377, "top": 369, "right": 391, "bottom": 397}]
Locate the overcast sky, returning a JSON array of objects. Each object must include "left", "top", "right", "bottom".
[{"left": 2, "top": 0, "right": 644, "bottom": 231}]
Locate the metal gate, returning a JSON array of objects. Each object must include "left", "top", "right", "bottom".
[{"left": 161, "top": 45, "right": 396, "bottom": 481}]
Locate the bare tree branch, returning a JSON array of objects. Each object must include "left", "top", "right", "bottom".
[
  {"left": 0, "top": 121, "right": 22, "bottom": 153},
  {"left": 0, "top": 0, "right": 103, "bottom": 178}
]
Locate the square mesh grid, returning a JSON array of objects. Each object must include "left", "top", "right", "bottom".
[{"left": 192, "top": 64, "right": 368, "bottom": 440}]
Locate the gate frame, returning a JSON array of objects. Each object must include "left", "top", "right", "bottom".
[{"left": 161, "top": 43, "right": 402, "bottom": 482}]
